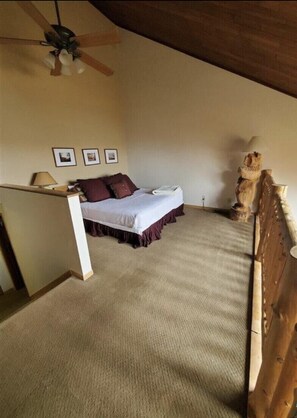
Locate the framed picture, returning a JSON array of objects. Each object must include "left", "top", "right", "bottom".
[
  {"left": 104, "top": 148, "right": 118, "bottom": 164},
  {"left": 52, "top": 148, "right": 77, "bottom": 167},
  {"left": 82, "top": 148, "right": 100, "bottom": 166}
]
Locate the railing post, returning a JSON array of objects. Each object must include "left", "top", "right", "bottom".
[
  {"left": 248, "top": 184, "right": 297, "bottom": 418},
  {"left": 249, "top": 254, "right": 297, "bottom": 417},
  {"left": 267, "top": 323, "right": 297, "bottom": 418},
  {"left": 256, "top": 173, "right": 275, "bottom": 262}
]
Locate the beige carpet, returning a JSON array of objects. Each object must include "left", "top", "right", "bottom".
[{"left": 0, "top": 208, "right": 253, "bottom": 418}]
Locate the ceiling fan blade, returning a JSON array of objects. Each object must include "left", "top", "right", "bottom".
[
  {"left": 16, "top": 1, "right": 60, "bottom": 38},
  {"left": 78, "top": 50, "right": 113, "bottom": 76},
  {"left": 50, "top": 56, "right": 62, "bottom": 76},
  {"left": 0, "top": 37, "right": 44, "bottom": 45},
  {"left": 73, "top": 28, "right": 120, "bottom": 48}
]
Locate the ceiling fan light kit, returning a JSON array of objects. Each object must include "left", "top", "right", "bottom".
[
  {"left": 1, "top": 0, "right": 120, "bottom": 77},
  {"left": 43, "top": 52, "right": 56, "bottom": 70},
  {"left": 58, "top": 49, "right": 73, "bottom": 66},
  {"left": 61, "top": 63, "right": 72, "bottom": 76},
  {"left": 74, "top": 58, "right": 86, "bottom": 74}
]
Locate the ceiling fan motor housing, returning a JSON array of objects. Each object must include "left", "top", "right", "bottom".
[{"left": 45, "top": 24, "right": 79, "bottom": 54}]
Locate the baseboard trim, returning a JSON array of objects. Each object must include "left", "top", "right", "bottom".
[
  {"left": 30, "top": 271, "right": 72, "bottom": 300},
  {"left": 29, "top": 269, "right": 94, "bottom": 300},
  {"left": 71, "top": 269, "right": 94, "bottom": 281},
  {"left": 1, "top": 287, "right": 14, "bottom": 295},
  {"left": 184, "top": 204, "right": 229, "bottom": 214}
]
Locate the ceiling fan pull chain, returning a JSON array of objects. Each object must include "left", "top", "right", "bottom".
[{"left": 54, "top": 0, "right": 62, "bottom": 26}]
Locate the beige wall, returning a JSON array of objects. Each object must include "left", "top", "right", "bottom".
[
  {"left": 1, "top": 3, "right": 296, "bottom": 218},
  {"left": 0, "top": 1, "right": 128, "bottom": 187},
  {"left": 117, "top": 30, "right": 297, "bottom": 218}
]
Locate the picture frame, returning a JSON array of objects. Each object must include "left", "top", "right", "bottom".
[
  {"left": 104, "top": 148, "right": 118, "bottom": 164},
  {"left": 82, "top": 148, "right": 100, "bottom": 166},
  {"left": 52, "top": 148, "right": 77, "bottom": 167}
]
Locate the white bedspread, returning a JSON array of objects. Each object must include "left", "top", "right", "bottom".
[{"left": 80, "top": 187, "right": 184, "bottom": 235}]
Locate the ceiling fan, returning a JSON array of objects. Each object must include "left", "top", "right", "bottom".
[{"left": 0, "top": 0, "right": 120, "bottom": 76}]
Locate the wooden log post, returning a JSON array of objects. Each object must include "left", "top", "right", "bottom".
[
  {"left": 249, "top": 190, "right": 297, "bottom": 418},
  {"left": 288, "top": 388, "right": 297, "bottom": 418},
  {"left": 265, "top": 243, "right": 287, "bottom": 335},
  {"left": 249, "top": 215, "right": 263, "bottom": 394},
  {"left": 249, "top": 255, "right": 297, "bottom": 417},
  {"left": 258, "top": 186, "right": 288, "bottom": 339},
  {"left": 256, "top": 170, "right": 273, "bottom": 237},
  {"left": 256, "top": 184, "right": 286, "bottom": 262},
  {"left": 264, "top": 202, "right": 286, "bottom": 336},
  {"left": 267, "top": 323, "right": 297, "bottom": 418},
  {"left": 257, "top": 169, "right": 273, "bottom": 221}
]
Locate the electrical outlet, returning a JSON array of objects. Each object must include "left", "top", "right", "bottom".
[{"left": 202, "top": 195, "right": 206, "bottom": 210}]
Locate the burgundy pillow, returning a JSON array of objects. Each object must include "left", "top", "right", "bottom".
[
  {"left": 77, "top": 178, "right": 111, "bottom": 202},
  {"left": 101, "top": 173, "right": 124, "bottom": 186},
  {"left": 122, "top": 174, "right": 138, "bottom": 193},
  {"left": 110, "top": 179, "right": 132, "bottom": 199}
]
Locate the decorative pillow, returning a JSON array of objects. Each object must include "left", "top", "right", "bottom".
[
  {"left": 77, "top": 178, "right": 111, "bottom": 202},
  {"left": 122, "top": 174, "right": 139, "bottom": 193},
  {"left": 110, "top": 179, "right": 132, "bottom": 199},
  {"left": 100, "top": 173, "right": 138, "bottom": 196},
  {"left": 101, "top": 173, "right": 124, "bottom": 186}
]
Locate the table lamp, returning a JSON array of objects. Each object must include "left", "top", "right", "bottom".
[{"left": 32, "top": 172, "right": 57, "bottom": 188}]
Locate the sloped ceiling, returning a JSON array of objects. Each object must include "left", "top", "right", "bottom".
[{"left": 91, "top": 0, "right": 297, "bottom": 99}]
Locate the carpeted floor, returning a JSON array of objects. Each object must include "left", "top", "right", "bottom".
[{"left": 0, "top": 208, "right": 253, "bottom": 418}]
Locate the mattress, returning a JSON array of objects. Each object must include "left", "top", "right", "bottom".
[{"left": 80, "top": 187, "right": 184, "bottom": 235}]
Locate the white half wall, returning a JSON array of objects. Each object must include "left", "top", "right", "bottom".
[
  {"left": 0, "top": 186, "right": 93, "bottom": 296},
  {"left": 117, "top": 30, "right": 297, "bottom": 219}
]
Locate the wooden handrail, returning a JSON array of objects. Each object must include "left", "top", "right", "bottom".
[{"left": 0, "top": 183, "right": 78, "bottom": 198}]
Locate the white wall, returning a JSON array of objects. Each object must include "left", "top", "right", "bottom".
[{"left": 117, "top": 30, "right": 297, "bottom": 218}]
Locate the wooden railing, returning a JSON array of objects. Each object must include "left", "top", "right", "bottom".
[{"left": 248, "top": 170, "right": 297, "bottom": 418}]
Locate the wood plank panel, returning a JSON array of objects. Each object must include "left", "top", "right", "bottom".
[{"left": 91, "top": 0, "right": 297, "bottom": 98}]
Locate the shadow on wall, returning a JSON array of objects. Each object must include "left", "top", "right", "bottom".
[{"left": 217, "top": 137, "right": 247, "bottom": 209}]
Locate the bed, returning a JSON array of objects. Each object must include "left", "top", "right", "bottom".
[{"left": 80, "top": 183, "right": 184, "bottom": 248}]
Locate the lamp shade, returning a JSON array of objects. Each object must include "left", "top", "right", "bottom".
[
  {"left": 61, "top": 64, "right": 72, "bottom": 76},
  {"left": 245, "top": 136, "right": 267, "bottom": 153},
  {"left": 43, "top": 52, "right": 56, "bottom": 70},
  {"left": 74, "top": 58, "right": 86, "bottom": 74},
  {"left": 59, "top": 49, "right": 73, "bottom": 66},
  {"left": 32, "top": 172, "right": 57, "bottom": 188}
]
